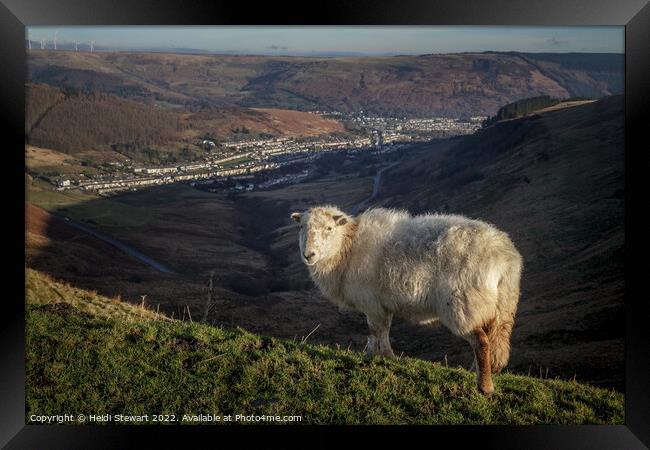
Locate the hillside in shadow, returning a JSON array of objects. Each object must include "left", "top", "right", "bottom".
[{"left": 376, "top": 95, "right": 625, "bottom": 390}]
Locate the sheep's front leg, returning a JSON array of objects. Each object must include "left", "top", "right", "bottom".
[
  {"left": 467, "top": 327, "right": 494, "bottom": 396},
  {"left": 366, "top": 313, "right": 395, "bottom": 358}
]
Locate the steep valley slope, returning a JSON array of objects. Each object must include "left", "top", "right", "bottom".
[
  {"left": 26, "top": 96, "right": 624, "bottom": 390},
  {"left": 374, "top": 95, "right": 625, "bottom": 389},
  {"left": 217, "top": 96, "right": 625, "bottom": 390}
]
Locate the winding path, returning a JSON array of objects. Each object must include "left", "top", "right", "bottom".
[
  {"left": 351, "top": 158, "right": 402, "bottom": 215},
  {"left": 56, "top": 215, "right": 175, "bottom": 274}
]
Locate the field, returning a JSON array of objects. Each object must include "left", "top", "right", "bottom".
[
  {"left": 26, "top": 268, "right": 624, "bottom": 425},
  {"left": 179, "top": 107, "right": 347, "bottom": 141},
  {"left": 25, "top": 146, "right": 97, "bottom": 176},
  {"left": 219, "top": 156, "right": 255, "bottom": 168},
  {"left": 27, "top": 178, "right": 99, "bottom": 210},
  {"left": 251, "top": 108, "right": 346, "bottom": 136}
]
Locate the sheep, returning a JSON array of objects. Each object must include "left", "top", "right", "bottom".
[{"left": 290, "top": 205, "right": 522, "bottom": 395}]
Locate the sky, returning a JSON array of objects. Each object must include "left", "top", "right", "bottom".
[{"left": 26, "top": 26, "right": 624, "bottom": 55}]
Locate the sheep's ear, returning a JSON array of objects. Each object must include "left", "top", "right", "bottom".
[
  {"left": 332, "top": 215, "right": 348, "bottom": 226},
  {"left": 290, "top": 212, "right": 302, "bottom": 223}
]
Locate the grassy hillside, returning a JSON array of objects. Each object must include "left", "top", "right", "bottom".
[{"left": 26, "top": 268, "right": 623, "bottom": 425}]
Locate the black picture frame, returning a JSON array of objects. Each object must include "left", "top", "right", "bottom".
[{"left": 3, "top": 0, "right": 648, "bottom": 447}]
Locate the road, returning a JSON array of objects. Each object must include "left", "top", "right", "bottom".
[
  {"left": 351, "top": 158, "right": 402, "bottom": 215},
  {"left": 57, "top": 215, "right": 175, "bottom": 274}
]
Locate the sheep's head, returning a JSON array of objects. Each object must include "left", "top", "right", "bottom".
[{"left": 290, "top": 206, "right": 351, "bottom": 267}]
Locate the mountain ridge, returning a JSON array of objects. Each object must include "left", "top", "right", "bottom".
[{"left": 28, "top": 50, "right": 623, "bottom": 117}]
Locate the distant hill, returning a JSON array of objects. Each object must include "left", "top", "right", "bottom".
[
  {"left": 26, "top": 83, "right": 348, "bottom": 164},
  {"left": 27, "top": 50, "right": 623, "bottom": 117},
  {"left": 376, "top": 95, "right": 625, "bottom": 389},
  {"left": 26, "top": 268, "right": 623, "bottom": 424}
]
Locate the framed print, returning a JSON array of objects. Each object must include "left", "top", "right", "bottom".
[{"left": 2, "top": 0, "right": 649, "bottom": 447}]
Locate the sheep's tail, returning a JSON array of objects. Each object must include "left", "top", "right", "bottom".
[{"left": 486, "top": 255, "right": 522, "bottom": 373}]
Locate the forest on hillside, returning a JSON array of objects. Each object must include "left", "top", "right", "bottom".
[
  {"left": 27, "top": 84, "right": 179, "bottom": 156},
  {"left": 25, "top": 83, "right": 65, "bottom": 133}
]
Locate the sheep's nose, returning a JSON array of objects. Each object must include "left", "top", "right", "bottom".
[{"left": 303, "top": 251, "right": 316, "bottom": 260}]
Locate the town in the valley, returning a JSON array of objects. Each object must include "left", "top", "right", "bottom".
[{"left": 50, "top": 113, "right": 486, "bottom": 195}]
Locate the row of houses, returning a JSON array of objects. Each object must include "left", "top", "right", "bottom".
[
  {"left": 75, "top": 162, "right": 278, "bottom": 193},
  {"left": 221, "top": 135, "right": 374, "bottom": 158},
  {"left": 131, "top": 152, "right": 254, "bottom": 177}
]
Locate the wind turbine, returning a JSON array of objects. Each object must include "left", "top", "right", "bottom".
[
  {"left": 90, "top": 40, "right": 95, "bottom": 52},
  {"left": 53, "top": 31, "right": 58, "bottom": 50},
  {"left": 40, "top": 38, "right": 45, "bottom": 49},
  {"left": 74, "top": 40, "right": 78, "bottom": 51}
]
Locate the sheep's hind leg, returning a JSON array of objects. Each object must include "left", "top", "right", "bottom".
[
  {"left": 467, "top": 326, "right": 494, "bottom": 396},
  {"left": 366, "top": 313, "right": 395, "bottom": 358},
  {"left": 366, "top": 334, "right": 379, "bottom": 356}
]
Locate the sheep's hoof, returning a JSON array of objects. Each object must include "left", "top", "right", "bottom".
[{"left": 478, "top": 383, "right": 494, "bottom": 397}]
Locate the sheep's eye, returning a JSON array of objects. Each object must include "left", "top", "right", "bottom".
[{"left": 327, "top": 226, "right": 332, "bottom": 231}]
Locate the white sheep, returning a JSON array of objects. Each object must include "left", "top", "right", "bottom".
[{"left": 291, "top": 205, "right": 522, "bottom": 395}]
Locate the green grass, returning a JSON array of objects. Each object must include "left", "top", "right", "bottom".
[
  {"left": 218, "top": 156, "right": 254, "bottom": 169},
  {"left": 27, "top": 182, "right": 215, "bottom": 231},
  {"left": 29, "top": 187, "right": 153, "bottom": 228},
  {"left": 27, "top": 181, "right": 98, "bottom": 211},
  {"left": 26, "top": 269, "right": 624, "bottom": 425}
]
